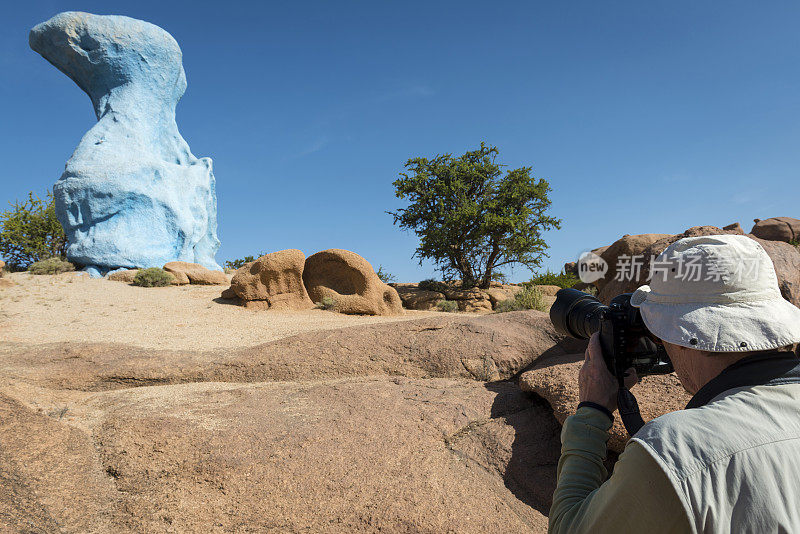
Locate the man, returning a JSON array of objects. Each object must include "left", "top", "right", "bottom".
[{"left": 548, "top": 235, "right": 800, "bottom": 533}]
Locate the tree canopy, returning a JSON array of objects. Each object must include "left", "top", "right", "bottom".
[
  {"left": 389, "top": 143, "right": 560, "bottom": 289},
  {"left": 0, "top": 191, "right": 67, "bottom": 270}
]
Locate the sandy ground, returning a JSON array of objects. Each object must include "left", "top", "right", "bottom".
[{"left": 0, "top": 272, "right": 446, "bottom": 350}]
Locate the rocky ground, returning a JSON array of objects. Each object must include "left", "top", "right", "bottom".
[
  {"left": 6, "top": 220, "right": 793, "bottom": 533},
  {"left": 1, "top": 273, "right": 589, "bottom": 533}
]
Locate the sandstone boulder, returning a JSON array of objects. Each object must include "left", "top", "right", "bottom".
[
  {"left": 391, "top": 283, "right": 445, "bottom": 310},
  {"left": 595, "top": 233, "right": 671, "bottom": 301},
  {"left": 163, "top": 261, "right": 227, "bottom": 285},
  {"left": 751, "top": 217, "right": 800, "bottom": 243},
  {"left": 303, "top": 249, "right": 403, "bottom": 315},
  {"left": 485, "top": 284, "right": 525, "bottom": 305},
  {"left": 519, "top": 353, "right": 692, "bottom": 453},
  {"left": 533, "top": 284, "right": 562, "bottom": 297},
  {"left": 107, "top": 269, "right": 139, "bottom": 283},
  {"left": 593, "top": 226, "right": 800, "bottom": 306},
  {"left": 0, "top": 259, "right": 5, "bottom": 274},
  {"left": 440, "top": 287, "right": 493, "bottom": 312},
  {"left": 226, "top": 250, "right": 314, "bottom": 310},
  {"left": 723, "top": 222, "right": 743, "bottom": 233}
]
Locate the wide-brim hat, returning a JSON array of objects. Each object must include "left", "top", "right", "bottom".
[{"left": 630, "top": 234, "right": 800, "bottom": 352}]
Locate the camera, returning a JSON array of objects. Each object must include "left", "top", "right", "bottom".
[
  {"left": 550, "top": 288, "right": 674, "bottom": 434},
  {"left": 550, "top": 288, "right": 674, "bottom": 380}
]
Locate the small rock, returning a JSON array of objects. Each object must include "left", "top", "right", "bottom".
[
  {"left": 163, "top": 262, "right": 227, "bottom": 285},
  {"left": 108, "top": 269, "right": 139, "bottom": 283}
]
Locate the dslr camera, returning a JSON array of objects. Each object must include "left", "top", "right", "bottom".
[
  {"left": 549, "top": 288, "right": 674, "bottom": 433},
  {"left": 550, "top": 288, "right": 673, "bottom": 379}
]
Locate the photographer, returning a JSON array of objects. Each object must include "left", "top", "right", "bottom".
[{"left": 548, "top": 235, "right": 800, "bottom": 533}]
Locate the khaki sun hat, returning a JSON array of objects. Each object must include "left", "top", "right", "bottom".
[{"left": 630, "top": 234, "right": 800, "bottom": 352}]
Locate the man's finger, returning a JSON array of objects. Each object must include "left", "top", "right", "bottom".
[
  {"left": 623, "top": 367, "right": 639, "bottom": 390},
  {"left": 587, "top": 333, "right": 601, "bottom": 364}
]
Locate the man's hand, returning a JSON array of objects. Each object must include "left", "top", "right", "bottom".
[{"left": 579, "top": 333, "right": 638, "bottom": 413}]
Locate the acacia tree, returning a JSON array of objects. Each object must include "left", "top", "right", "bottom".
[
  {"left": 0, "top": 191, "right": 67, "bottom": 270},
  {"left": 389, "top": 143, "right": 560, "bottom": 289}
]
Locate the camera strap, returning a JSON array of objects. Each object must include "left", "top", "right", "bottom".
[{"left": 617, "top": 387, "right": 645, "bottom": 436}]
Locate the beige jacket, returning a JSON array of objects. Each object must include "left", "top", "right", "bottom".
[{"left": 550, "top": 376, "right": 800, "bottom": 533}]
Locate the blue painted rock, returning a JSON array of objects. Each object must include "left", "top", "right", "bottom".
[{"left": 29, "top": 12, "right": 221, "bottom": 275}]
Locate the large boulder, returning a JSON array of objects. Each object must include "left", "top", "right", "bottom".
[
  {"left": 519, "top": 354, "right": 692, "bottom": 453},
  {"left": 163, "top": 261, "right": 227, "bottom": 285},
  {"left": 593, "top": 226, "right": 800, "bottom": 307},
  {"left": 595, "top": 233, "right": 672, "bottom": 301},
  {"left": 227, "top": 249, "right": 314, "bottom": 310},
  {"left": 442, "top": 287, "right": 493, "bottom": 312},
  {"left": 751, "top": 217, "right": 800, "bottom": 243},
  {"left": 391, "top": 283, "right": 445, "bottom": 310},
  {"left": 29, "top": 12, "right": 221, "bottom": 276},
  {"left": 303, "top": 249, "right": 403, "bottom": 316}
]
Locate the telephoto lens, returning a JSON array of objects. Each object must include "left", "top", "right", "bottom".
[{"left": 549, "top": 288, "right": 608, "bottom": 340}]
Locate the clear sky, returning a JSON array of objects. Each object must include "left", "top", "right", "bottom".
[{"left": 2, "top": 1, "right": 798, "bottom": 281}]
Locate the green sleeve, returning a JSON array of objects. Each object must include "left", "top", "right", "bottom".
[{"left": 548, "top": 407, "right": 693, "bottom": 534}]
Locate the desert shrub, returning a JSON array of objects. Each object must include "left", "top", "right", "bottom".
[
  {"left": 376, "top": 265, "right": 397, "bottom": 284},
  {"left": 790, "top": 239, "right": 799, "bottom": 249},
  {"left": 133, "top": 268, "right": 174, "bottom": 287},
  {"left": 495, "top": 285, "right": 546, "bottom": 313},
  {"left": 436, "top": 299, "right": 458, "bottom": 312},
  {"left": 28, "top": 257, "right": 75, "bottom": 275},
  {"left": 419, "top": 278, "right": 449, "bottom": 293},
  {"left": 224, "top": 252, "right": 267, "bottom": 271},
  {"left": 527, "top": 270, "right": 579, "bottom": 289},
  {"left": 0, "top": 191, "right": 67, "bottom": 270},
  {"left": 316, "top": 296, "right": 337, "bottom": 310}
]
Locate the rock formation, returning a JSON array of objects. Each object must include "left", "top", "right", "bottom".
[
  {"left": 595, "top": 233, "right": 671, "bottom": 302},
  {"left": 227, "top": 249, "right": 315, "bottom": 310},
  {"left": 751, "top": 217, "right": 800, "bottom": 243},
  {"left": 107, "top": 269, "right": 139, "bottom": 283},
  {"left": 29, "top": 12, "right": 221, "bottom": 276},
  {"left": 591, "top": 225, "right": 800, "bottom": 306},
  {"left": 163, "top": 261, "right": 227, "bottom": 286},
  {"left": 391, "top": 283, "right": 445, "bottom": 310},
  {"left": 303, "top": 249, "right": 403, "bottom": 315},
  {"left": 519, "top": 353, "right": 691, "bottom": 453}
]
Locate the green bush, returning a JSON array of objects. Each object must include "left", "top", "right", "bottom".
[
  {"left": 224, "top": 252, "right": 267, "bottom": 271},
  {"left": 436, "top": 299, "right": 458, "bottom": 312},
  {"left": 527, "top": 270, "right": 579, "bottom": 289},
  {"left": 132, "top": 268, "right": 175, "bottom": 287},
  {"left": 376, "top": 265, "right": 397, "bottom": 284},
  {"left": 0, "top": 191, "right": 67, "bottom": 270},
  {"left": 495, "top": 285, "right": 546, "bottom": 313},
  {"left": 28, "top": 257, "right": 75, "bottom": 275},
  {"left": 419, "top": 278, "right": 449, "bottom": 293},
  {"left": 316, "top": 296, "right": 337, "bottom": 310}
]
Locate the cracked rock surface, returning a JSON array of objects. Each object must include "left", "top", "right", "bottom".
[{"left": 0, "top": 274, "right": 592, "bottom": 532}]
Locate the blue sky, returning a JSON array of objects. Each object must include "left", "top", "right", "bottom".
[{"left": 2, "top": 1, "right": 799, "bottom": 281}]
